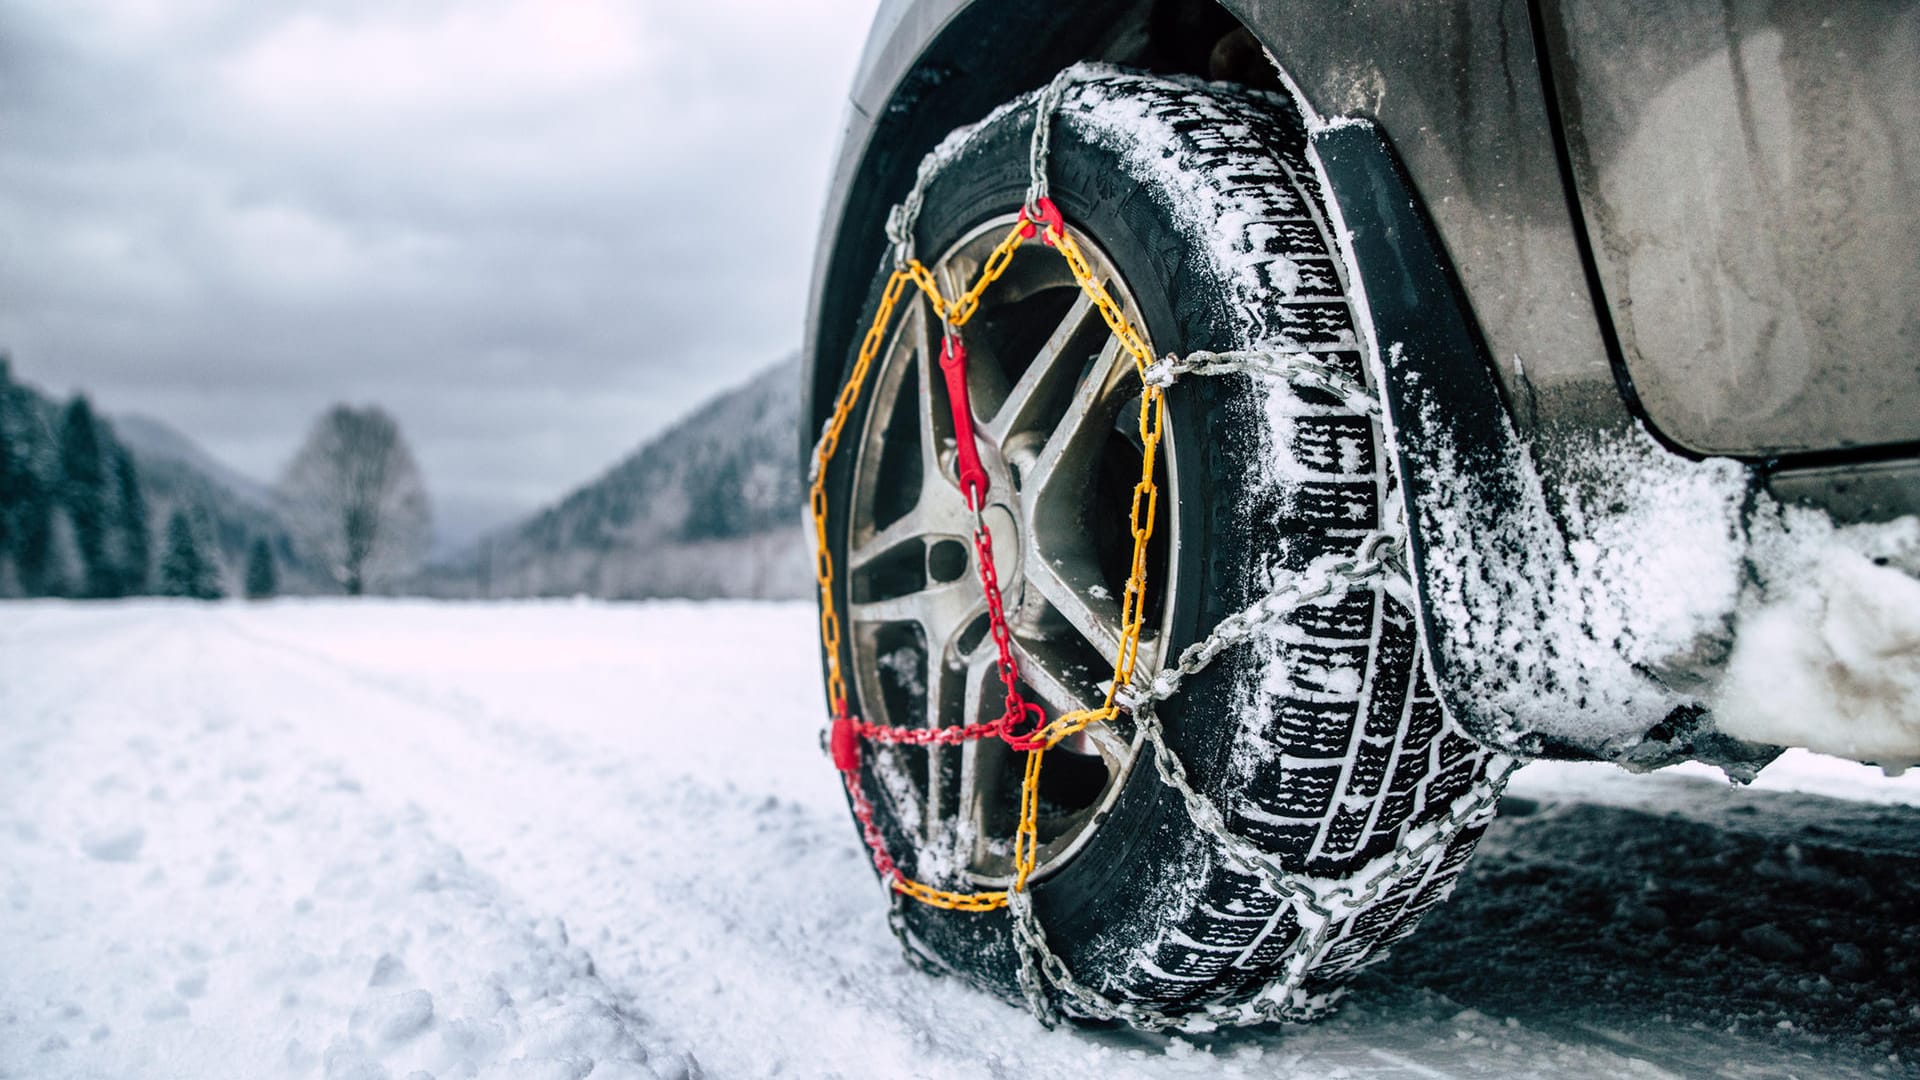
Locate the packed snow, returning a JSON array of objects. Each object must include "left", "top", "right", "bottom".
[
  {"left": 4, "top": 600, "right": 1919, "bottom": 1078},
  {"left": 1716, "top": 512, "right": 1920, "bottom": 764}
]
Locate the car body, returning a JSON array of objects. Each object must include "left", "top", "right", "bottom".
[{"left": 803, "top": 0, "right": 1920, "bottom": 767}]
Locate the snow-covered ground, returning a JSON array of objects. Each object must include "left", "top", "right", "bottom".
[{"left": 3, "top": 600, "right": 1917, "bottom": 1079}]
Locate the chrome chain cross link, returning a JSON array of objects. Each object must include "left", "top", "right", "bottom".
[
  {"left": 1012, "top": 707, "right": 1518, "bottom": 1030},
  {"left": 885, "top": 151, "right": 940, "bottom": 272},
  {"left": 1142, "top": 348, "right": 1381, "bottom": 417},
  {"left": 1136, "top": 547, "right": 1396, "bottom": 710}
]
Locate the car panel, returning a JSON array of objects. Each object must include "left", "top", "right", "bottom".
[
  {"left": 1539, "top": 0, "right": 1920, "bottom": 458},
  {"left": 1223, "top": 0, "right": 1632, "bottom": 441},
  {"left": 808, "top": 0, "right": 1920, "bottom": 523}
]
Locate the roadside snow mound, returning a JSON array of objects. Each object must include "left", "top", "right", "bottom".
[
  {"left": 1716, "top": 513, "right": 1920, "bottom": 765},
  {"left": 1396, "top": 410, "right": 1920, "bottom": 764}
]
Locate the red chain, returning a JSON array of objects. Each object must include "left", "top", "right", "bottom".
[
  {"left": 840, "top": 749, "right": 901, "bottom": 883},
  {"left": 854, "top": 715, "right": 1006, "bottom": 746},
  {"left": 827, "top": 312, "right": 1049, "bottom": 887},
  {"left": 966, "top": 491, "right": 1046, "bottom": 746},
  {"left": 944, "top": 330, "right": 1047, "bottom": 746}
]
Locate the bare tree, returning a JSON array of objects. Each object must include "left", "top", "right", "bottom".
[{"left": 278, "top": 405, "right": 430, "bottom": 595}]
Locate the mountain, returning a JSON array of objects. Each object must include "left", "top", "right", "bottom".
[
  {"left": 113, "top": 413, "right": 272, "bottom": 505},
  {"left": 423, "top": 357, "right": 810, "bottom": 600},
  {"left": 117, "top": 415, "right": 320, "bottom": 593}
]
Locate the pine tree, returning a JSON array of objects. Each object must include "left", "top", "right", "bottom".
[
  {"left": 0, "top": 359, "right": 56, "bottom": 595},
  {"left": 58, "top": 397, "right": 112, "bottom": 597},
  {"left": 11, "top": 478, "right": 55, "bottom": 595},
  {"left": 159, "top": 508, "right": 222, "bottom": 600},
  {"left": 244, "top": 537, "right": 278, "bottom": 599},
  {"left": 0, "top": 359, "right": 19, "bottom": 591},
  {"left": 112, "top": 448, "right": 151, "bottom": 594}
]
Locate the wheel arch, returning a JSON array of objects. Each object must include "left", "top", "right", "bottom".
[
  {"left": 804, "top": 2, "right": 1798, "bottom": 771},
  {"left": 802, "top": 1, "right": 1625, "bottom": 465}
]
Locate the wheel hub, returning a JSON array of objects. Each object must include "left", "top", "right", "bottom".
[{"left": 844, "top": 213, "right": 1177, "bottom": 886}]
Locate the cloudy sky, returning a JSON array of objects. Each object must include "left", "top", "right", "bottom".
[{"left": 0, "top": 0, "right": 878, "bottom": 540}]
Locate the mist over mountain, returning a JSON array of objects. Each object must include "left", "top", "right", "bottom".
[
  {"left": 113, "top": 413, "right": 273, "bottom": 506},
  {"left": 422, "top": 357, "right": 809, "bottom": 600},
  {"left": 109, "top": 413, "right": 332, "bottom": 592},
  {"left": 6, "top": 356, "right": 812, "bottom": 602}
]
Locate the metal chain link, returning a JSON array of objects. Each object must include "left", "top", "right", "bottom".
[
  {"left": 1142, "top": 348, "right": 1380, "bottom": 417},
  {"left": 1117, "top": 538, "right": 1406, "bottom": 710},
  {"left": 1025, "top": 69, "right": 1076, "bottom": 216},
  {"left": 1013, "top": 699, "right": 1517, "bottom": 1030},
  {"left": 885, "top": 150, "right": 940, "bottom": 272}
]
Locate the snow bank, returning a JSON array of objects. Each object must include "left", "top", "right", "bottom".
[
  {"left": 1400, "top": 410, "right": 1920, "bottom": 764},
  {"left": 1716, "top": 513, "right": 1920, "bottom": 765}
]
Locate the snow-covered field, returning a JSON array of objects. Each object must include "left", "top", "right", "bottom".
[{"left": 4, "top": 600, "right": 1917, "bottom": 1079}]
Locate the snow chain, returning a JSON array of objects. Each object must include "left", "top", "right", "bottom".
[{"left": 810, "top": 69, "right": 1518, "bottom": 1030}]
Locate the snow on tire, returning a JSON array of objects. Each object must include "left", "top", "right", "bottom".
[{"left": 818, "top": 66, "right": 1512, "bottom": 1025}]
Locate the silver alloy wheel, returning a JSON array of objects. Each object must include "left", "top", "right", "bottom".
[{"left": 845, "top": 214, "right": 1179, "bottom": 887}]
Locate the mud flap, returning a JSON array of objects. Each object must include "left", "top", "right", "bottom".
[{"left": 1308, "top": 120, "right": 1543, "bottom": 752}]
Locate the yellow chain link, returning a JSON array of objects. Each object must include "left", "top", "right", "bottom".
[{"left": 812, "top": 215, "right": 1166, "bottom": 908}]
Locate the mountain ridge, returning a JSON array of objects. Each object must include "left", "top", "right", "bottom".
[{"left": 421, "top": 356, "right": 809, "bottom": 600}]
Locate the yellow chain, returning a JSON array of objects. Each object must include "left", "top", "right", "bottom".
[{"left": 812, "top": 215, "right": 1166, "bottom": 908}]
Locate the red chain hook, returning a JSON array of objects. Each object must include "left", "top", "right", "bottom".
[
  {"left": 939, "top": 333, "right": 1047, "bottom": 748},
  {"left": 1019, "top": 196, "right": 1066, "bottom": 245}
]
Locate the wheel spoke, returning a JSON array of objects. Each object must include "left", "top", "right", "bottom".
[
  {"left": 1006, "top": 634, "right": 1102, "bottom": 718},
  {"left": 956, "top": 656, "right": 998, "bottom": 869},
  {"left": 1021, "top": 550, "right": 1123, "bottom": 667},
  {"left": 1080, "top": 721, "right": 1132, "bottom": 774},
  {"left": 920, "top": 641, "right": 965, "bottom": 837},
  {"left": 849, "top": 580, "right": 978, "bottom": 643},
  {"left": 848, "top": 505, "right": 967, "bottom": 575},
  {"left": 1025, "top": 335, "right": 1128, "bottom": 491},
  {"left": 982, "top": 288, "right": 1102, "bottom": 446}
]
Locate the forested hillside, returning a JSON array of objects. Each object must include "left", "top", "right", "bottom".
[
  {"left": 0, "top": 357, "right": 307, "bottom": 597},
  {"left": 422, "top": 357, "right": 808, "bottom": 600}
]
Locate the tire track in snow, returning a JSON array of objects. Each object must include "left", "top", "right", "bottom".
[
  {"left": 195, "top": 602, "right": 1802, "bottom": 1079},
  {"left": 10, "top": 602, "right": 1892, "bottom": 1078},
  {"left": 3, "top": 606, "right": 698, "bottom": 1080}
]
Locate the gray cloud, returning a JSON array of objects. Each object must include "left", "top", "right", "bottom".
[{"left": 0, "top": 0, "right": 875, "bottom": 536}]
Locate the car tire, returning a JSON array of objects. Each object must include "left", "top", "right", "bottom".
[{"left": 817, "top": 67, "right": 1509, "bottom": 1023}]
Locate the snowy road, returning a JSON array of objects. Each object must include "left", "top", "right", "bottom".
[{"left": 4, "top": 601, "right": 1917, "bottom": 1079}]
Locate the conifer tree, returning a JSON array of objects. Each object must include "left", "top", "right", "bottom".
[
  {"left": 159, "top": 508, "right": 222, "bottom": 600},
  {"left": 112, "top": 448, "right": 151, "bottom": 594},
  {"left": 0, "top": 361, "right": 56, "bottom": 594},
  {"left": 244, "top": 537, "right": 278, "bottom": 599},
  {"left": 0, "top": 360, "right": 20, "bottom": 588},
  {"left": 58, "top": 397, "right": 111, "bottom": 597}
]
